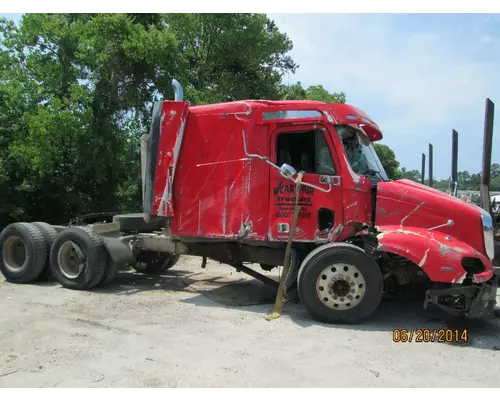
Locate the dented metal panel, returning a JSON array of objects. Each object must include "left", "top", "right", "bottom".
[
  {"left": 157, "top": 99, "right": 381, "bottom": 244},
  {"left": 153, "top": 101, "right": 190, "bottom": 217},
  {"left": 375, "top": 179, "right": 495, "bottom": 283},
  {"left": 167, "top": 108, "right": 269, "bottom": 240},
  {"left": 150, "top": 96, "right": 494, "bottom": 290},
  {"left": 268, "top": 123, "right": 344, "bottom": 242}
]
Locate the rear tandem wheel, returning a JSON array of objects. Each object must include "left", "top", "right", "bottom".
[
  {"left": 0, "top": 222, "right": 47, "bottom": 283},
  {"left": 32, "top": 221, "right": 58, "bottom": 281},
  {"left": 50, "top": 226, "right": 108, "bottom": 290}
]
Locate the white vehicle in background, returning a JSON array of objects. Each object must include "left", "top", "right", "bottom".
[{"left": 491, "top": 195, "right": 500, "bottom": 214}]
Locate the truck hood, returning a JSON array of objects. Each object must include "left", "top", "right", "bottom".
[{"left": 375, "top": 179, "right": 485, "bottom": 255}]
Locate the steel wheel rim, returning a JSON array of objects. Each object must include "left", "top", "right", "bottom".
[
  {"left": 3, "top": 236, "right": 27, "bottom": 273},
  {"left": 57, "top": 241, "right": 87, "bottom": 279},
  {"left": 316, "top": 263, "right": 366, "bottom": 310}
]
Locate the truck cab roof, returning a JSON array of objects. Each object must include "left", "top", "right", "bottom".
[{"left": 187, "top": 100, "right": 383, "bottom": 142}]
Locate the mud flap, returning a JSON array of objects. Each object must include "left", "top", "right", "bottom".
[{"left": 424, "top": 277, "right": 498, "bottom": 319}]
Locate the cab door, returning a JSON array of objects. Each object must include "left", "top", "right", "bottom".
[{"left": 268, "top": 124, "right": 343, "bottom": 242}]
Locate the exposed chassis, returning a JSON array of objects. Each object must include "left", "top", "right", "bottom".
[
  {"left": 95, "top": 222, "right": 497, "bottom": 320},
  {"left": 424, "top": 277, "right": 498, "bottom": 318},
  {"left": 95, "top": 223, "right": 285, "bottom": 291}
]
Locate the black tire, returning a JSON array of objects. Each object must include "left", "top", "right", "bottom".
[
  {"left": 100, "top": 263, "right": 118, "bottom": 286},
  {"left": 50, "top": 226, "right": 107, "bottom": 290},
  {"left": 297, "top": 243, "right": 383, "bottom": 324},
  {"left": 113, "top": 213, "right": 164, "bottom": 233},
  {"left": 32, "top": 222, "right": 58, "bottom": 281},
  {"left": 133, "top": 251, "right": 180, "bottom": 275},
  {"left": 0, "top": 222, "right": 47, "bottom": 283},
  {"left": 100, "top": 252, "right": 118, "bottom": 286}
]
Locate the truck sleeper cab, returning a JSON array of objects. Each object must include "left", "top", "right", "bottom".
[
  {"left": 0, "top": 79, "right": 497, "bottom": 324},
  {"left": 138, "top": 80, "right": 497, "bottom": 323}
]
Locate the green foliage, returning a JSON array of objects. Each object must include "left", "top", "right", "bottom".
[
  {"left": 453, "top": 163, "right": 500, "bottom": 191},
  {"left": 0, "top": 13, "right": 299, "bottom": 227},
  {"left": 399, "top": 167, "right": 421, "bottom": 182},
  {"left": 164, "top": 13, "right": 298, "bottom": 103},
  {"left": 373, "top": 143, "right": 401, "bottom": 180},
  {"left": 10, "top": 12, "right": 481, "bottom": 227},
  {"left": 279, "top": 81, "right": 346, "bottom": 103},
  {"left": 396, "top": 163, "right": 499, "bottom": 194}
]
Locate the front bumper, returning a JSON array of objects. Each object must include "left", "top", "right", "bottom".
[{"left": 424, "top": 276, "right": 498, "bottom": 319}]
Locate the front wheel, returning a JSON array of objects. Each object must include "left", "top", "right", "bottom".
[{"left": 297, "top": 243, "right": 383, "bottom": 324}]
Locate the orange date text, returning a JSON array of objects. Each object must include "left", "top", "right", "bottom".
[{"left": 392, "top": 329, "right": 468, "bottom": 343}]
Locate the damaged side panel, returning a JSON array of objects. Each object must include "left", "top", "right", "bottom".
[
  {"left": 170, "top": 113, "right": 269, "bottom": 240},
  {"left": 153, "top": 101, "right": 190, "bottom": 217},
  {"left": 267, "top": 124, "right": 344, "bottom": 242},
  {"left": 375, "top": 181, "right": 494, "bottom": 284},
  {"left": 375, "top": 226, "right": 493, "bottom": 283}
]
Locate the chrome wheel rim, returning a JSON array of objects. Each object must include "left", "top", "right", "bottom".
[
  {"left": 316, "top": 263, "right": 366, "bottom": 310},
  {"left": 57, "top": 241, "right": 87, "bottom": 279}
]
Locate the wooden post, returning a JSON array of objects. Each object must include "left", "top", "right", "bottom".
[
  {"left": 480, "top": 98, "right": 494, "bottom": 214},
  {"left": 428, "top": 143, "right": 433, "bottom": 188},
  {"left": 451, "top": 129, "right": 458, "bottom": 196},
  {"left": 421, "top": 153, "right": 426, "bottom": 185}
]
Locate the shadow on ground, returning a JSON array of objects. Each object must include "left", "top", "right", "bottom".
[{"left": 34, "top": 266, "right": 500, "bottom": 351}]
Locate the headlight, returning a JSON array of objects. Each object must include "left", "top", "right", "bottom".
[{"left": 480, "top": 208, "right": 495, "bottom": 260}]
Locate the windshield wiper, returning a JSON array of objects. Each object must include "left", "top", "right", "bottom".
[{"left": 364, "top": 168, "right": 385, "bottom": 181}]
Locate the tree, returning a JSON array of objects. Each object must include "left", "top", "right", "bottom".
[
  {"left": 400, "top": 167, "right": 421, "bottom": 182},
  {"left": 279, "top": 81, "right": 346, "bottom": 103},
  {"left": 279, "top": 82, "right": 307, "bottom": 100},
  {"left": 305, "top": 85, "right": 346, "bottom": 103},
  {"left": 374, "top": 143, "right": 401, "bottom": 180},
  {"left": 164, "top": 13, "right": 298, "bottom": 104},
  {"left": 0, "top": 13, "right": 299, "bottom": 227}
]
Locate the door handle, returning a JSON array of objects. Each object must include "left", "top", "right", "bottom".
[{"left": 319, "top": 175, "right": 341, "bottom": 186}]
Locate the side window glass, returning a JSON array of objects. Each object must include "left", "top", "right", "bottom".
[
  {"left": 276, "top": 129, "right": 336, "bottom": 175},
  {"left": 315, "top": 130, "right": 336, "bottom": 175}
]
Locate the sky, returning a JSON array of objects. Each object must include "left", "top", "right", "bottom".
[
  {"left": 2, "top": 13, "right": 500, "bottom": 179},
  {"left": 268, "top": 13, "right": 500, "bottom": 179}
]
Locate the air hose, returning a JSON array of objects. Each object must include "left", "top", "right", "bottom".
[{"left": 266, "top": 172, "right": 304, "bottom": 321}]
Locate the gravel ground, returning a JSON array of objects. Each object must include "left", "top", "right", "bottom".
[{"left": 1, "top": 255, "right": 500, "bottom": 388}]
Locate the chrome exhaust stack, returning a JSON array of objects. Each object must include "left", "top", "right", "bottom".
[{"left": 172, "top": 79, "right": 183, "bottom": 101}]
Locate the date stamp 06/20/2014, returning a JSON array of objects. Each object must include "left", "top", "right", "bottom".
[{"left": 393, "top": 329, "right": 468, "bottom": 343}]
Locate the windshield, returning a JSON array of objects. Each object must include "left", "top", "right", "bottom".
[{"left": 336, "top": 125, "right": 388, "bottom": 181}]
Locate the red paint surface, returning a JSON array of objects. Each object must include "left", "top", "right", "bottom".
[
  {"left": 152, "top": 100, "right": 380, "bottom": 241},
  {"left": 376, "top": 179, "right": 494, "bottom": 283},
  {"left": 153, "top": 101, "right": 190, "bottom": 217},
  {"left": 268, "top": 124, "right": 343, "bottom": 242},
  {"left": 151, "top": 99, "right": 492, "bottom": 284}
]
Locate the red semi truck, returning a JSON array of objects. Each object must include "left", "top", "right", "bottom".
[{"left": 0, "top": 79, "right": 497, "bottom": 324}]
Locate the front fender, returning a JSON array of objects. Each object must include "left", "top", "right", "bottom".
[{"left": 376, "top": 225, "right": 494, "bottom": 284}]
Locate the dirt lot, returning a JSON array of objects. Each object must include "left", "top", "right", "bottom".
[{"left": 1, "top": 255, "right": 500, "bottom": 388}]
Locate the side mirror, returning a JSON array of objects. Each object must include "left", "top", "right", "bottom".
[{"left": 279, "top": 163, "right": 297, "bottom": 179}]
